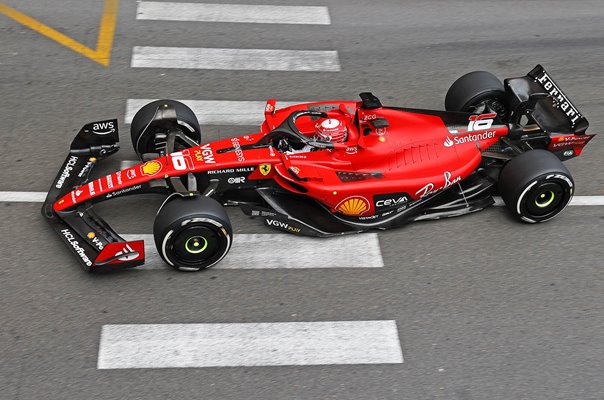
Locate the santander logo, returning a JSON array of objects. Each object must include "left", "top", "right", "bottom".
[{"left": 444, "top": 137, "right": 454, "bottom": 148}]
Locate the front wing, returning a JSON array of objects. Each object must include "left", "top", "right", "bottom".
[{"left": 41, "top": 120, "right": 146, "bottom": 272}]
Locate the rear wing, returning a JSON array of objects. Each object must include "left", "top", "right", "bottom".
[{"left": 505, "top": 65, "right": 589, "bottom": 134}]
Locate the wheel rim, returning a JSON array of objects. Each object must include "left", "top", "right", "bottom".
[
  {"left": 522, "top": 180, "right": 571, "bottom": 221},
  {"left": 171, "top": 225, "right": 226, "bottom": 265},
  {"left": 185, "top": 236, "right": 208, "bottom": 254},
  {"left": 535, "top": 191, "right": 555, "bottom": 208}
]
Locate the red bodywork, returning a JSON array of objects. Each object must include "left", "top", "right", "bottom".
[{"left": 54, "top": 101, "right": 511, "bottom": 217}]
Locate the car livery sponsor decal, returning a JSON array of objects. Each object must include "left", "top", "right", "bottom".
[
  {"left": 551, "top": 135, "right": 593, "bottom": 148},
  {"left": 140, "top": 160, "right": 162, "bottom": 176},
  {"left": 444, "top": 130, "right": 496, "bottom": 147},
  {"left": 231, "top": 138, "right": 245, "bottom": 162},
  {"left": 91, "top": 236, "right": 104, "bottom": 250},
  {"left": 416, "top": 171, "right": 461, "bottom": 198},
  {"left": 77, "top": 160, "right": 94, "bottom": 178},
  {"left": 92, "top": 121, "right": 116, "bottom": 135},
  {"left": 126, "top": 169, "right": 137, "bottom": 179},
  {"left": 534, "top": 71, "right": 582, "bottom": 126},
  {"left": 106, "top": 175, "right": 114, "bottom": 189},
  {"left": 115, "top": 171, "right": 123, "bottom": 185},
  {"left": 194, "top": 144, "right": 216, "bottom": 164},
  {"left": 227, "top": 176, "right": 246, "bottom": 184},
  {"left": 207, "top": 167, "right": 254, "bottom": 175},
  {"left": 336, "top": 196, "right": 370, "bottom": 216},
  {"left": 106, "top": 185, "right": 142, "bottom": 199},
  {"left": 265, "top": 219, "right": 301, "bottom": 233},
  {"left": 61, "top": 229, "right": 92, "bottom": 267},
  {"left": 56, "top": 156, "right": 79, "bottom": 189},
  {"left": 88, "top": 181, "right": 96, "bottom": 196},
  {"left": 114, "top": 244, "right": 138, "bottom": 261},
  {"left": 259, "top": 164, "right": 272, "bottom": 176},
  {"left": 374, "top": 192, "right": 410, "bottom": 209}
]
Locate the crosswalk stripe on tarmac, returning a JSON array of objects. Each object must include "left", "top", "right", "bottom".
[
  {"left": 123, "top": 233, "right": 384, "bottom": 270},
  {"left": 97, "top": 320, "right": 403, "bottom": 368},
  {"left": 131, "top": 47, "right": 341, "bottom": 71},
  {"left": 136, "top": 1, "right": 332, "bottom": 25},
  {"left": 125, "top": 99, "right": 306, "bottom": 125}
]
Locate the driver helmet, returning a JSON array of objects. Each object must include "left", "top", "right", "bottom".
[{"left": 315, "top": 118, "right": 348, "bottom": 143}]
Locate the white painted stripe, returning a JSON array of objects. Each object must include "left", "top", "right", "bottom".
[
  {"left": 493, "top": 196, "right": 604, "bottom": 206},
  {"left": 567, "top": 195, "right": 604, "bottom": 206},
  {"left": 122, "top": 234, "right": 384, "bottom": 269},
  {"left": 131, "top": 47, "right": 341, "bottom": 72},
  {"left": 97, "top": 320, "right": 403, "bottom": 368},
  {"left": 137, "top": 2, "right": 331, "bottom": 25},
  {"left": 0, "top": 191, "right": 47, "bottom": 202},
  {"left": 2, "top": 192, "right": 603, "bottom": 206},
  {"left": 125, "top": 99, "right": 303, "bottom": 125}
]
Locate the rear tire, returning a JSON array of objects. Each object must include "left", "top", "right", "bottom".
[
  {"left": 153, "top": 195, "right": 232, "bottom": 271},
  {"left": 445, "top": 71, "right": 508, "bottom": 119},
  {"left": 499, "top": 150, "right": 574, "bottom": 223},
  {"left": 131, "top": 99, "right": 201, "bottom": 160}
]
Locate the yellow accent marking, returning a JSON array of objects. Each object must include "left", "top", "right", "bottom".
[
  {"left": 0, "top": 0, "right": 119, "bottom": 67},
  {"left": 87, "top": 232, "right": 96, "bottom": 239},
  {"left": 379, "top": 137, "right": 386, "bottom": 142},
  {"left": 337, "top": 197, "right": 368, "bottom": 216}
]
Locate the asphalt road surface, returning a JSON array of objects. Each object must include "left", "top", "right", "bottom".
[{"left": 1, "top": 1, "right": 603, "bottom": 399}]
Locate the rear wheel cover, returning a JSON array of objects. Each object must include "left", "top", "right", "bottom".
[{"left": 515, "top": 175, "right": 573, "bottom": 223}]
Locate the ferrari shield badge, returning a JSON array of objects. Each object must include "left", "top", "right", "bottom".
[{"left": 259, "top": 164, "right": 271, "bottom": 176}]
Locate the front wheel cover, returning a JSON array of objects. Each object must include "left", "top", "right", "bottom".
[
  {"left": 511, "top": 173, "right": 574, "bottom": 223},
  {"left": 158, "top": 217, "right": 232, "bottom": 271}
]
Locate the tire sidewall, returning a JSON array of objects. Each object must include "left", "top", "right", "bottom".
[
  {"left": 156, "top": 214, "right": 232, "bottom": 271},
  {"left": 131, "top": 100, "right": 201, "bottom": 158},
  {"left": 511, "top": 172, "right": 574, "bottom": 223}
]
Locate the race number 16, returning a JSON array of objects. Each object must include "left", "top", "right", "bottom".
[{"left": 468, "top": 113, "right": 496, "bottom": 132}]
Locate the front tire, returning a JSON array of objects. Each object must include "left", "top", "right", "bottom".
[
  {"left": 131, "top": 99, "right": 201, "bottom": 160},
  {"left": 499, "top": 150, "right": 574, "bottom": 223},
  {"left": 153, "top": 195, "right": 232, "bottom": 271}
]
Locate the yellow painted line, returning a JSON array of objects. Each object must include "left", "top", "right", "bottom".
[{"left": 0, "top": 0, "right": 119, "bottom": 66}]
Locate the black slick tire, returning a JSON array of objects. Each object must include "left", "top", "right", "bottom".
[
  {"left": 130, "top": 99, "right": 201, "bottom": 159},
  {"left": 499, "top": 150, "right": 574, "bottom": 223},
  {"left": 153, "top": 195, "right": 233, "bottom": 271},
  {"left": 445, "top": 71, "right": 508, "bottom": 118}
]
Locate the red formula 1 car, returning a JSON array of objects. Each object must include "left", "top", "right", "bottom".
[{"left": 42, "top": 65, "right": 595, "bottom": 272}]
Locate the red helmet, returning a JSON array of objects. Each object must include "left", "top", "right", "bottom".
[{"left": 315, "top": 118, "right": 348, "bottom": 143}]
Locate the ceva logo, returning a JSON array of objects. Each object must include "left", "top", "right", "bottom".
[{"left": 444, "top": 136, "right": 454, "bottom": 148}]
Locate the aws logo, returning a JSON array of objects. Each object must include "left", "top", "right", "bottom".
[
  {"left": 336, "top": 196, "right": 370, "bottom": 216},
  {"left": 92, "top": 121, "right": 115, "bottom": 135}
]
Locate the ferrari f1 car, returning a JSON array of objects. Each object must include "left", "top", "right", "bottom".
[{"left": 42, "top": 65, "right": 595, "bottom": 272}]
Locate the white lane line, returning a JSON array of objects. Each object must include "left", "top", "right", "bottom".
[
  {"left": 136, "top": 2, "right": 331, "bottom": 25},
  {"left": 122, "top": 234, "right": 384, "bottom": 269},
  {"left": 2, "top": 192, "right": 604, "bottom": 206},
  {"left": 0, "top": 192, "right": 47, "bottom": 202},
  {"left": 97, "top": 320, "right": 403, "bottom": 369},
  {"left": 131, "top": 47, "right": 341, "bottom": 72},
  {"left": 125, "top": 99, "right": 304, "bottom": 125}
]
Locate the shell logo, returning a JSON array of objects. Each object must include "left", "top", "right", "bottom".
[
  {"left": 336, "top": 196, "right": 370, "bottom": 216},
  {"left": 141, "top": 160, "right": 162, "bottom": 176}
]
